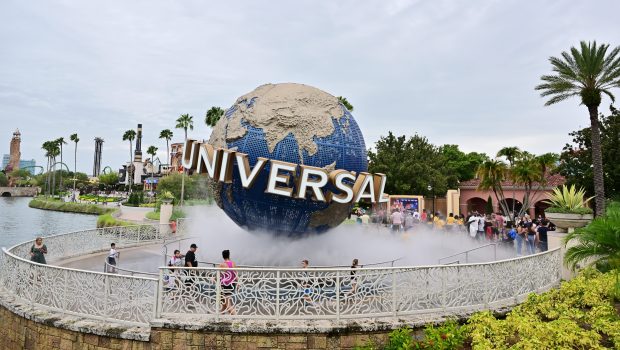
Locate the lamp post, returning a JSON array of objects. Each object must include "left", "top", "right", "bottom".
[{"left": 427, "top": 184, "right": 435, "bottom": 219}]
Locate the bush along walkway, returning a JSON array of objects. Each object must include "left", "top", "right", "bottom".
[
  {"left": 29, "top": 197, "right": 115, "bottom": 215},
  {"left": 356, "top": 269, "right": 620, "bottom": 350}
]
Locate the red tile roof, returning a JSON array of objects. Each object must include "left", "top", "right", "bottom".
[{"left": 459, "top": 174, "right": 565, "bottom": 189}]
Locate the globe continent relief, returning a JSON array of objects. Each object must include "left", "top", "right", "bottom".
[{"left": 208, "top": 83, "right": 368, "bottom": 235}]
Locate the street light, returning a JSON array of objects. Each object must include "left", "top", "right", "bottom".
[{"left": 427, "top": 184, "right": 435, "bottom": 218}]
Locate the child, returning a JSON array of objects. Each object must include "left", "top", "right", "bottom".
[{"left": 107, "top": 243, "right": 119, "bottom": 273}]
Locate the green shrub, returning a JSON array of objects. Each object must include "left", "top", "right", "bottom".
[
  {"left": 145, "top": 211, "right": 160, "bottom": 221},
  {"left": 96, "top": 213, "right": 131, "bottom": 228},
  {"left": 545, "top": 184, "right": 594, "bottom": 213},
  {"left": 29, "top": 198, "right": 114, "bottom": 215}
]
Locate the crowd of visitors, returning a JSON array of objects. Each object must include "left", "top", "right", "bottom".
[{"left": 356, "top": 208, "right": 553, "bottom": 256}]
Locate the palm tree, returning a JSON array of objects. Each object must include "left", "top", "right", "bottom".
[
  {"left": 205, "top": 107, "right": 224, "bottom": 127},
  {"left": 42, "top": 141, "right": 60, "bottom": 197},
  {"left": 536, "top": 41, "right": 620, "bottom": 217},
  {"left": 159, "top": 129, "right": 173, "bottom": 172},
  {"left": 146, "top": 146, "right": 158, "bottom": 194},
  {"left": 175, "top": 114, "right": 194, "bottom": 206},
  {"left": 476, "top": 159, "right": 511, "bottom": 219},
  {"left": 337, "top": 96, "right": 354, "bottom": 111},
  {"left": 122, "top": 129, "right": 137, "bottom": 192},
  {"left": 69, "top": 133, "right": 79, "bottom": 196},
  {"left": 496, "top": 147, "right": 522, "bottom": 215},
  {"left": 55, "top": 137, "right": 67, "bottom": 192},
  {"left": 564, "top": 202, "right": 620, "bottom": 273}
]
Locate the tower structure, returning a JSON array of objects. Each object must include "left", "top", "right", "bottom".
[
  {"left": 6, "top": 129, "right": 21, "bottom": 172},
  {"left": 134, "top": 124, "right": 143, "bottom": 162},
  {"left": 93, "top": 137, "right": 104, "bottom": 177}
]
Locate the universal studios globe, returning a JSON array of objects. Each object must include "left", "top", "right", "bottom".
[{"left": 208, "top": 83, "right": 368, "bottom": 235}]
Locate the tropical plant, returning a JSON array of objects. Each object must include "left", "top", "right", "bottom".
[
  {"left": 564, "top": 202, "right": 620, "bottom": 273},
  {"left": 205, "top": 106, "right": 224, "bottom": 127},
  {"left": 69, "top": 133, "right": 79, "bottom": 195},
  {"left": 337, "top": 96, "right": 354, "bottom": 111},
  {"left": 55, "top": 137, "right": 67, "bottom": 192},
  {"left": 477, "top": 151, "right": 558, "bottom": 222},
  {"left": 98, "top": 172, "right": 119, "bottom": 188},
  {"left": 175, "top": 113, "right": 194, "bottom": 205},
  {"left": 545, "top": 184, "right": 594, "bottom": 213},
  {"left": 41, "top": 140, "right": 60, "bottom": 196},
  {"left": 122, "top": 129, "right": 136, "bottom": 191},
  {"left": 536, "top": 41, "right": 620, "bottom": 217},
  {"left": 0, "top": 172, "right": 8, "bottom": 187},
  {"left": 147, "top": 145, "right": 158, "bottom": 193},
  {"left": 159, "top": 129, "right": 173, "bottom": 169}
]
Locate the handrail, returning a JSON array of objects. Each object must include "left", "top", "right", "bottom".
[
  {"left": 103, "top": 260, "right": 158, "bottom": 277},
  {"left": 438, "top": 243, "right": 498, "bottom": 264},
  {"left": 0, "top": 221, "right": 562, "bottom": 326}
]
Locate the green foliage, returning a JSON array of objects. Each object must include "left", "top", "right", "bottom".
[
  {"left": 337, "top": 96, "right": 354, "bottom": 111},
  {"left": 546, "top": 184, "right": 594, "bottom": 212},
  {"left": 564, "top": 202, "right": 620, "bottom": 272},
  {"left": 96, "top": 213, "right": 131, "bottom": 228},
  {"left": 439, "top": 145, "right": 489, "bottom": 186},
  {"left": 98, "top": 172, "right": 119, "bottom": 187},
  {"left": 0, "top": 172, "right": 7, "bottom": 186},
  {"left": 160, "top": 190, "right": 174, "bottom": 201},
  {"left": 486, "top": 195, "right": 493, "bottom": 214},
  {"left": 368, "top": 132, "right": 451, "bottom": 195},
  {"left": 385, "top": 327, "right": 414, "bottom": 350},
  {"left": 545, "top": 206, "right": 593, "bottom": 214},
  {"left": 558, "top": 105, "right": 620, "bottom": 201},
  {"left": 467, "top": 269, "right": 620, "bottom": 349},
  {"left": 145, "top": 211, "right": 159, "bottom": 220},
  {"left": 175, "top": 113, "right": 194, "bottom": 136},
  {"left": 157, "top": 173, "right": 213, "bottom": 201},
  {"left": 126, "top": 192, "right": 144, "bottom": 206},
  {"left": 29, "top": 198, "right": 114, "bottom": 215},
  {"left": 205, "top": 106, "right": 224, "bottom": 127}
]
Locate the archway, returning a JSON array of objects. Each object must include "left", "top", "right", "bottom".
[
  {"left": 466, "top": 197, "right": 486, "bottom": 214},
  {"left": 501, "top": 198, "right": 523, "bottom": 216},
  {"left": 535, "top": 200, "right": 551, "bottom": 218},
  {"left": 1, "top": 192, "right": 11, "bottom": 197}
]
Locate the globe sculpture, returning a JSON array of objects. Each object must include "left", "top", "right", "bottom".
[{"left": 209, "top": 83, "right": 368, "bottom": 235}]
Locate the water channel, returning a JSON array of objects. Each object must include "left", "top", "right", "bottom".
[{"left": 0, "top": 197, "right": 97, "bottom": 248}]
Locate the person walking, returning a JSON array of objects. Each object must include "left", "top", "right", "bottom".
[
  {"left": 349, "top": 258, "right": 359, "bottom": 295},
  {"left": 526, "top": 222, "right": 537, "bottom": 255},
  {"left": 219, "top": 250, "right": 237, "bottom": 315},
  {"left": 30, "top": 237, "right": 47, "bottom": 264},
  {"left": 107, "top": 243, "right": 119, "bottom": 273},
  {"left": 185, "top": 244, "right": 198, "bottom": 267},
  {"left": 537, "top": 219, "right": 550, "bottom": 252}
]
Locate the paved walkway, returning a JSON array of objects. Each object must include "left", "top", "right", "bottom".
[{"left": 58, "top": 244, "right": 164, "bottom": 276}]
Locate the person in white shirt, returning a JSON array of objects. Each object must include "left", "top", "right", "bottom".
[
  {"left": 166, "top": 250, "right": 185, "bottom": 291},
  {"left": 107, "top": 243, "right": 119, "bottom": 273},
  {"left": 391, "top": 210, "right": 403, "bottom": 232}
]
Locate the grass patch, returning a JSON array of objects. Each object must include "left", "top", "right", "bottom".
[
  {"left": 29, "top": 198, "right": 115, "bottom": 215},
  {"left": 145, "top": 208, "right": 186, "bottom": 221},
  {"left": 96, "top": 213, "right": 133, "bottom": 228},
  {"left": 145, "top": 211, "right": 160, "bottom": 220}
]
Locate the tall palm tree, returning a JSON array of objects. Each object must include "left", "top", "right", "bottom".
[
  {"left": 536, "top": 41, "right": 620, "bottom": 217},
  {"left": 159, "top": 129, "right": 173, "bottom": 172},
  {"left": 70, "top": 133, "right": 79, "bottom": 196},
  {"left": 146, "top": 146, "right": 158, "bottom": 194},
  {"left": 205, "top": 106, "right": 224, "bottom": 127},
  {"left": 122, "top": 129, "right": 137, "bottom": 192},
  {"left": 337, "top": 96, "right": 354, "bottom": 111},
  {"left": 42, "top": 141, "right": 60, "bottom": 197},
  {"left": 55, "top": 137, "right": 67, "bottom": 192},
  {"left": 476, "top": 159, "right": 511, "bottom": 219},
  {"left": 175, "top": 114, "right": 194, "bottom": 206},
  {"left": 496, "top": 147, "right": 522, "bottom": 215}
]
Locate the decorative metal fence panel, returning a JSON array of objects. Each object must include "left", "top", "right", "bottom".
[
  {"left": 158, "top": 249, "right": 561, "bottom": 321},
  {"left": 0, "top": 222, "right": 562, "bottom": 326},
  {"left": 8, "top": 224, "right": 171, "bottom": 263},
  {"left": 0, "top": 249, "right": 157, "bottom": 325}
]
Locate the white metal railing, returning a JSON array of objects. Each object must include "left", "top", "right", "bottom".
[
  {"left": 0, "top": 222, "right": 562, "bottom": 326},
  {"left": 0, "top": 224, "right": 175, "bottom": 326},
  {"left": 438, "top": 243, "right": 499, "bottom": 264},
  {"left": 156, "top": 249, "right": 561, "bottom": 321}
]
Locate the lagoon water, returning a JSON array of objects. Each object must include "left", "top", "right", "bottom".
[{"left": 0, "top": 197, "right": 97, "bottom": 248}]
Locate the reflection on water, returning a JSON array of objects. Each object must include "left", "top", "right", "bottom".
[{"left": 0, "top": 197, "right": 97, "bottom": 248}]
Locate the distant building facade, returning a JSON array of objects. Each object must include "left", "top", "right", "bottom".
[{"left": 2, "top": 155, "right": 36, "bottom": 174}]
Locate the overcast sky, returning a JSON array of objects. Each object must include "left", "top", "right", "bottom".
[{"left": 1, "top": 0, "right": 619, "bottom": 175}]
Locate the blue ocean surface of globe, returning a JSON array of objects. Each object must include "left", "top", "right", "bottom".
[{"left": 209, "top": 83, "right": 368, "bottom": 235}]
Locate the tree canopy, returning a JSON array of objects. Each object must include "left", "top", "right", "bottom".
[{"left": 557, "top": 105, "right": 620, "bottom": 200}]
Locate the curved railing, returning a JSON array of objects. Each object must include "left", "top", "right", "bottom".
[
  {"left": 0, "top": 221, "right": 562, "bottom": 326},
  {"left": 156, "top": 249, "right": 561, "bottom": 321},
  {"left": 0, "top": 224, "right": 175, "bottom": 326}
]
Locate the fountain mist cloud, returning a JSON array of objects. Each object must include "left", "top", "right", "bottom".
[{"left": 182, "top": 206, "right": 515, "bottom": 267}]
